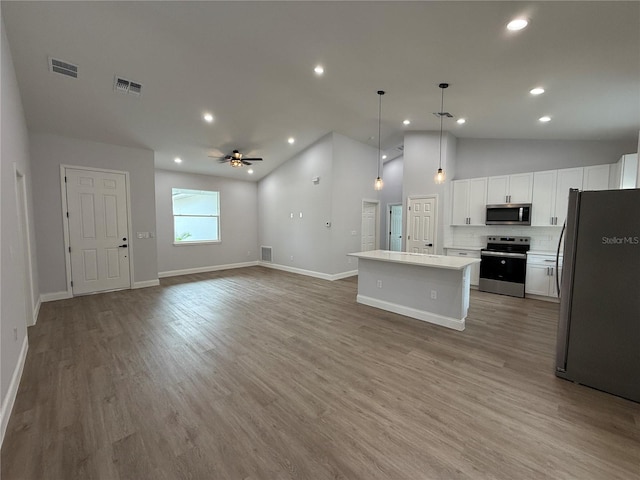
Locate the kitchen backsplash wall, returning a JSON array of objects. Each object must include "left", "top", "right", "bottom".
[{"left": 445, "top": 225, "right": 562, "bottom": 253}]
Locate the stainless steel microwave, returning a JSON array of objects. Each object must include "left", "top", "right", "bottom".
[{"left": 485, "top": 204, "right": 532, "bottom": 225}]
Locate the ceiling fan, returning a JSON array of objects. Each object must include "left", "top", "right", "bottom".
[{"left": 211, "top": 149, "right": 263, "bottom": 168}]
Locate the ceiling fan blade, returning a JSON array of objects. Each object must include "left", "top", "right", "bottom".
[
  {"left": 242, "top": 160, "right": 253, "bottom": 166},
  {"left": 242, "top": 157, "right": 263, "bottom": 161}
]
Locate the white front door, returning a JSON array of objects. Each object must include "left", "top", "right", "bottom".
[
  {"left": 65, "top": 168, "right": 131, "bottom": 294},
  {"left": 361, "top": 201, "right": 378, "bottom": 251},
  {"left": 389, "top": 204, "right": 403, "bottom": 251},
  {"left": 406, "top": 196, "right": 437, "bottom": 254}
]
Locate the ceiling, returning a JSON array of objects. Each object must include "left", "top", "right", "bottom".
[{"left": 3, "top": 1, "right": 639, "bottom": 181}]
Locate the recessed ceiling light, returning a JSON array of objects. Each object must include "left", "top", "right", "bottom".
[
  {"left": 174, "top": 157, "right": 182, "bottom": 164},
  {"left": 456, "top": 118, "right": 466, "bottom": 125},
  {"left": 403, "top": 119, "right": 411, "bottom": 125},
  {"left": 530, "top": 87, "right": 545, "bottom": 95},
  {"left": 382, "top": 155, "right": 387, "bottom": 160},
  {"left": 507, "top": 18, "right": 529, "bottom": 31},
  {"left": 247, "top": 169, "right": 254, "bottom": 174},
  {"left": 203, "top": 113, "right": 213, "bottom": 123},
  {"left": 539, "top": 116, "right": 551, "bottom": 123},
  {"left": 288, "top": 137, "right": 295, "bottom": 144},
  {"left": 314, "top": 65, "right": 324, "bottom": 75}
]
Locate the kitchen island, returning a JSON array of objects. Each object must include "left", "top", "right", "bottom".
[{"left": 347, "top": 250, "right": 481, "bottom": 331}]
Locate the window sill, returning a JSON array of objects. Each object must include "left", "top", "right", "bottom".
[{"left": 173, "top": 240, "right": 221, "bottom": 246}]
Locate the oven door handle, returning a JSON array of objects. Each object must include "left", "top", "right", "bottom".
[{"left": 481, "top": 251, "right": 527, "bottom": 259}]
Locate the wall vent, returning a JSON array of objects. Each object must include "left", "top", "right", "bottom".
[
  {"left": 114, "top": 76, "right": 143, "bottom": 96},
  {"left": 261, "top": 246, "right": 273, "bottom": 263},
  {"left": 48, "top": 57, "right": 78, "bottom": 78}
]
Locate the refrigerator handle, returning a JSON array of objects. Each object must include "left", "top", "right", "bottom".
[
  {"left": 556, "top": 220, "right": 565, "bottom": 295},
  {"left": 556, "top": 189, "right": 580, "bottom": 374}
]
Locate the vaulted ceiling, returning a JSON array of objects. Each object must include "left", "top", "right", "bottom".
[{"left": 3, "top": 1, "right": 639, "bottom": 180}]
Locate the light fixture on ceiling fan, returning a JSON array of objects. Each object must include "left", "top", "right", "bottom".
[
  {"left": 374, "top": 90, "right": 385, "bottom": 191},
  {"left": 210, "top": 149, "right": 263, "bottom": 168},
  {"left": 434, "top": 82, "right": 452, "bottom": 184}
]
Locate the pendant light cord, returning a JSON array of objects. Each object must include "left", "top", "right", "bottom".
[
  {"left": 377, "top": 90, "right": 384, "bottom": 178},
  {"left": 439, "top": 85, "right": 444, "bottom": 170}
]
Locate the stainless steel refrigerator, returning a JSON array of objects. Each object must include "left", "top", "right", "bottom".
[{"left": 556, "top": 188, "right": 640, "bottom": 403}]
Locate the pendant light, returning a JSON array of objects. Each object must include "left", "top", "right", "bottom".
[
  {"left": 434, "top": 83, "right": 449, "bottom": 184},
  {"left": 374, "top": 90, "right": 385, "bottom": 191}
]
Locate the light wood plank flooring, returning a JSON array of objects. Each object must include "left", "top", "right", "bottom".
[{"left": 2, "top": 267, "right": 639, "bottom": 479}]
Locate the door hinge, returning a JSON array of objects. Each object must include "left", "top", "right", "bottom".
[
  {"left": 68, "top": 246, "right": 71, "bottom": 252},
  {"left": 70, "top": 280, "right": 73, "bottom": 287},
  {"left": 408, "top": 206, "right": 411, "bottom": 210},
  {"left": 64, "top": 176, "right": 67, "bottom": 183},
  {"left": 66, "top": 211, "right": 69, "bottom": 218},
  {"left": 408, "top": 235, "right": 411, "bottom": 240}
]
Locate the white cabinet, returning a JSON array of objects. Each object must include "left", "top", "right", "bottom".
[
  {"left": 446, "top": 248, "right": 481, "bottom": 286},
  {"left": 531, "top": 167, "right": 584, "bottom": 226},
  {"left": 487, "top": 172, "right": 533, "bottom": 204},
  {"left": 555, "top": 168, "right": 584, "bottom": 226},
  {"left": 526, "top": 254, "right": 562, "bottom": 298},
  {"left": 583, "top": 164, "right": 610, "bottom": 191},
  {"left": 610, "top": 153, "right": 638, "bottom": 189},
  {"left": 451, "top": 178, "right": 487, "bottom": 225}
]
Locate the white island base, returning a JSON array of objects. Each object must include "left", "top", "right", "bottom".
[{"left": 348, "top": 250, "right": 481, "bottom": 331}]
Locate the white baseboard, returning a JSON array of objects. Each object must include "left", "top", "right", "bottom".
[
  {"left": 259, "top": 262, "right": 356, "bottom": 282},
  {"left": 32, "top": 298, "right": 41, "bottom": 325},
  {"left": 132, "top": 279, "right": 160, "bottom": 289},
  {"left": 158, "top": 261, "right": 260, "bottom": 278},
  {"left": 40, "top": 290, "right": 72, "bottom": 303},
  {"left": 356, "top": 294, "right": 466, "bottom": 331},
  {"left": 330, "top": 269, "right": 358, "bottom": 281},
  {"left": 1, "top": 335, "right": 29, "bottom": 447}
]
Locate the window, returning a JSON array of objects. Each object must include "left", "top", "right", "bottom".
[{"left": 172, "top": 188, "right": 220, "bottom": 244}]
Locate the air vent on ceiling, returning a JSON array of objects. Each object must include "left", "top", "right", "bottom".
[
  {"left": 48, "top": 57, "right": 78, "bottom": 78},
  {"left": 114, "top": 76, "right": 143, "bottom": 96},
  {"left": 261, "top": 246, "right": 273, "bottom": 263}
]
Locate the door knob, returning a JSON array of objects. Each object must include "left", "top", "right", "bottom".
[
  {"left": 425, "top": 243, "right": 433, "bottom": 247},
  {"left": 118, "top": 244, "right": 128, "bottom": 248}
]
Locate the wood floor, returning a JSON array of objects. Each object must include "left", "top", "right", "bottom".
[{"left": 2, "top": 267, "right": 639, "bottom": 479}]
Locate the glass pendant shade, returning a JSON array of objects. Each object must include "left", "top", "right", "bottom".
[
  {"left": 374, "top": 177, "right": 384, "bottom": 190},
  {"left": 434, "top": 168, "right": 445, "bottom": 184}
]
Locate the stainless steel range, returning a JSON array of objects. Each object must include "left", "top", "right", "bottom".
[{"left": 479, "top": 236, "right": 530, "bottom": 298}]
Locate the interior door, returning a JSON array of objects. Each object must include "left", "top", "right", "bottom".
[
  {"left": 65, "top": 168, "right": 131, "bottom": 294},
  {"left": 389, "top": 204, "right": 402, "bottom": 251},
  {"left": 361, "top": 202, "right": 378, "bottom": 251},
  {"left": 406, "top": 196, "right": 437, "bottom": 254}
]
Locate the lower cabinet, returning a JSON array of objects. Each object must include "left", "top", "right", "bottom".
[
  {"left": 446, "top": 248, "right": 480, "bottom": 286},
  {"left": 526, "top": 254, "right": 562, "bottom": 298}
]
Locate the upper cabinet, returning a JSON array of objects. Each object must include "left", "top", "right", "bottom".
[
  {"left": 583, "top": 164, "right": 610, "bottom": 191},
  {"left": 451, "top": 178, "right": 487, "bottom": 226},
  {"left": 486, "top": 172, "right": 533, "bottom": 204},
  {"left": 531, "top": 167, "right": 584, "bottom": 226},
  {"left": 609, "top": 153, "right": 638, "bottom": 189}
]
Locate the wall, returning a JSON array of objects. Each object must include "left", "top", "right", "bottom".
[
  {"left": 329, "top": 132, "right": 378, "bottom": 274},
  {"left": 258, "top": 132, "right": 378, "bottom": 277},
  {"left": 455, "top": 138, "right": 636, "bottom": 180},
  {"left": 1, "top": 15, "right": 38, "bottom": 443},
  {"left": 155, "top": 169, "right": 258, "bottom": 275},
  {"left": 29, "top": 133, "right": 158, "bottom": 295},
  {"left": 378, "top": 156, "right": 403, "bottom": 249},
  {"left": 258, "top": 133, "right": 334, "bottom": 274},
  {"left": 402, "top": 131, "right": 456, "bottom": 255}
]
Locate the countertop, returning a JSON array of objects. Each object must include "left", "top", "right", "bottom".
[{"left": 348, "top": 250, "right": 481, "bottom": 270}]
